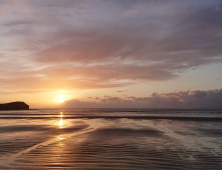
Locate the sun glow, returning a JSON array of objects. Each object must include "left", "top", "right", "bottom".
[
  {"left": 58, "top": 98, "right": 65, "bottom": 103},
  {"left": 58, "top": 95, "right": 67, "bottom": 103}
]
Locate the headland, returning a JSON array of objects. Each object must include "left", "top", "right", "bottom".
[{"left": 0, "top": 102, "right": 29, "bottom": 110}]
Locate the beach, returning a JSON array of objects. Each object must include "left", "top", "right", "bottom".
[{"left": 0, "top": 109, "right": 222, "bottom": 169}]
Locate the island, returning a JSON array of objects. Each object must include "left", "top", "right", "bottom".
[{"left": 0, "top": 102, "right": 29, "bottom": 110}]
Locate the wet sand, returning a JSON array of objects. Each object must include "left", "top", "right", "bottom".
[{"left": 0, "top": 109, "right": 222, "bottom": 169}]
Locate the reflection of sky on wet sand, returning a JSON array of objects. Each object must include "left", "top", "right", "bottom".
[{"left": 0, "top": 110, "right": 222, "bottom": 169}]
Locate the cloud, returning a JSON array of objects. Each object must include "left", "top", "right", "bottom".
[
  {"left": 116, "top": 90, "right": 128, "bottom": 93},
  {"left": 0, "top": 0, "right": 222, "bottom": 92},
  {"left": 62, "top": 89, "right": 222, "bottom": 109}
]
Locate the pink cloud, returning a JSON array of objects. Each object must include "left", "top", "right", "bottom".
[{"left": 62, "top": 89, "right": 222, "bottom": 109}]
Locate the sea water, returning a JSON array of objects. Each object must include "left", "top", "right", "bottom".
[{"left": 0, "top": 109, "right": 222, "bottom": 169}]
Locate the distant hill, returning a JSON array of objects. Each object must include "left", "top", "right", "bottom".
[{"left": 0, "top": 102, "right": 29, "bottom": 110}]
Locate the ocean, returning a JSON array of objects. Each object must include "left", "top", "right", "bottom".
[{"left": 0, "top": 109, "right": 222, "bottom": 169}]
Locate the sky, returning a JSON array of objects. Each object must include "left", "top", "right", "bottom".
[{"left": 0, "top": 0, "right": 222, "bottom": 108}]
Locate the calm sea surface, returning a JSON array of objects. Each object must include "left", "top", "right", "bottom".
[{"left": 0, "top": 109, "right": 222, "bottom": 169}]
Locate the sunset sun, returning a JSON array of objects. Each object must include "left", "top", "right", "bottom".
[
  {"left": 58, "top": 95, "right": 67, "bottom": 103},
  {"left": 58, "top": 98, "right": 65, "bottom": 103}
]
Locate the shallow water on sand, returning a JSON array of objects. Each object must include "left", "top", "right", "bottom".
[{"left": 0, "top": 109, "right": 222, "bottom": 169}]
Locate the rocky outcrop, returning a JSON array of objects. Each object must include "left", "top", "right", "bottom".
[{"left": 0, "top": 102, "right": 29, "bottom": 110}]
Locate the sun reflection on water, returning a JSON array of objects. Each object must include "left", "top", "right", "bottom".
[
  {"left": 59, "top": 119, "right": 63, "bottom": 128},
  {"left": 59, "top": 112, "right": 63, "bottom": 128},
  {"left": 57, "top": 135, "right": 64, "bottom": 140}
]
